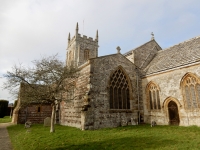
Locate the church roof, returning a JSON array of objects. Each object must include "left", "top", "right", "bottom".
[
  {"left": 124, "top": 39, "right": 162, "bottom": 69},
  {"left": 144, "top": 36, "right": 200, "bottom": 76},
  {"left": 124, "top": 39, "right": 162, "bottom": 56}
]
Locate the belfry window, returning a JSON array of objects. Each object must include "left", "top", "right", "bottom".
[
  {"left": 182, "top": 74, "right": 200, "bottom": 109},
  {"left": 109, "top": 68, "right": 130, "bottom": 109},
  {"left": 147, "top": 82, "right": 161, "bottom": 110},
  {"left": 84, "top": 50, "right": 89, "bottom": 61}
]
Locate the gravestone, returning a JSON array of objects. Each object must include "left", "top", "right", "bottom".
[
  {"left": 24, "top": 121, "right": 32, "bottom": 128},
  {"left": 151, "top": 121, "right": 157, "bottom": 127},
  {"left": 44, "top": 117, "right": 51, "bottom": 127},
  {"left": 131, "top": 118, "right": 138, "bottom": 125},
  {"left": 121, "top": 118, "right": 127, "bottom": 126}
]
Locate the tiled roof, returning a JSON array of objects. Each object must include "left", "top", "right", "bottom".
[
  {"left": 124, "top": 39, "right": 162, "bottom": 56},
  {"left": 144, "top": 36, "right": 200, "bottom": 75}
]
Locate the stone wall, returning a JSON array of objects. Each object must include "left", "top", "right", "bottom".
[
  {"left": 60, "top": 62, "right": 91, "bottom": 128},
  {"left": 67, "top": 33, "right": 98, "bottom": 67},
  {"left": 125, "top": 40, "right": 161, "bottom": 69},
  {"left": 81, "top": 54, "right": 141, "bottom": 130},
  {"left": 142, "top": 63, "right": 200, "bottom": 126},
  {"left": 17, "top": 104, "right": 52, "bottom": 124}
]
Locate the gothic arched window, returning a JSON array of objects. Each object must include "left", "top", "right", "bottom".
[
  {"left": 109, "top": 68, "right": 130, "bottom": 109},
  {"left": 146, "top": 82, "right": 161, "bottom": 110},
  {"left": 181, "top": 73, "right": 200, "bottom": 109}
]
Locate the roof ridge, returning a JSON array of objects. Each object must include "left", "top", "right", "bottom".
[
  {"left": 158, "top": 35, "right": 200, "bottom": 53},
  {"left": 124, "top": 39, "right": 160, "bottom": 56},
  {"left": 90, "top": 53, "right": 118, "bottom": 60},
  {"left": 144, "top": 35, "right": 200, "bottom": 75}
]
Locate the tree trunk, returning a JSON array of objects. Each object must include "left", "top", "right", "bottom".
[{"left": 50, "top": 104, "right": 55, "bottom": 133}]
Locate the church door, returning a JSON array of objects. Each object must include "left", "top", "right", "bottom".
[{"left": 168, "top": 101, "right": 180, "bottom": 125}]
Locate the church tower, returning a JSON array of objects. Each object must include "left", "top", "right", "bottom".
[{"left": 66, "top": 23, "right": 99, "bottom": 67}]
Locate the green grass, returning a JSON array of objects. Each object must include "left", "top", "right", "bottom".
[
  {"left": 0, "top": 116, "right": 12, "bottom": 123},
  {"left": 7, "top": 124, "right": 200, "bottom": 150}
]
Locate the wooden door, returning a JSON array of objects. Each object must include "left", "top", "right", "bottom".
[{"left": 168, "top": 101, "right": 180, "bottom": 125}]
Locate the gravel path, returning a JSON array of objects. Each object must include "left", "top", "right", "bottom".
[{"left": 0, "top": 123, "right": 14, "bottom": 150}]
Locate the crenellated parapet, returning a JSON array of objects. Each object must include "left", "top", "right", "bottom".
[{"left": 66, "top": 23, "right": 99, "bottom": 67}]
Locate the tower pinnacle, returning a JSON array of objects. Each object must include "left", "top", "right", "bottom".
[
  {"left": 76, "top": 22, "right": 79, "bottom": 36},
  {"left": 96, "top": 30, "right": 98, "bottom": 42},
  {"left": 68, "top": 32, "right": 70, "bottom": 43}
]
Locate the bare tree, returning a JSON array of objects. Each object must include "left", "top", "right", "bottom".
[{"left": 3, "top": 54, "right": 78, "bottom": 133}]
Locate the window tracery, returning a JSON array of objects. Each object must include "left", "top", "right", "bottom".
[
  {"left": 182, "top": 73, "right": 200, "bottom": 109},
  {"left": 109, "top": 68, "right": 130, "bottom": 109},
  {"left": 147, "top": 82, "right": 161, "bottom": 110}
]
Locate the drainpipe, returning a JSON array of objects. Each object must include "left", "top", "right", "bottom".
[{"left": 136, "top": 68, "right": 140, "bottom": 124}]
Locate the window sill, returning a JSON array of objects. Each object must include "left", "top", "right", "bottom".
[
  {"left": 149, "top": 109, "right": 162, "bottom": 112},
  {"left": 109, "top": 109, "right": 132, "bottom": 113}
]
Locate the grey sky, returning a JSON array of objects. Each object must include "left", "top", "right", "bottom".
[{"left": 1, "top": 0, "right": 200, "bottom": 102}]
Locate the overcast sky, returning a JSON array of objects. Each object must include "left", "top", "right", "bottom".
[{"left": 1, "top": 0, "right": 200, "bottom": 103}]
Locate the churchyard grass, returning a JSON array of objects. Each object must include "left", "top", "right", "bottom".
[
  {"left": 0, "top": 116, "right": 12, "bottom": 123},
  {"left": 7, "top": 124, "right": 200, "bottom": 150}
]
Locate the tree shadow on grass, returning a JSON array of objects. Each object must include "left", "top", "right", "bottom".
[{"left": 50, "top": 136, "right": 177, "bottom": 150}]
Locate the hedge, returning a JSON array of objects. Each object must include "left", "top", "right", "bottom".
[{"left": 0, "top": 100, "right": 9, "bottom": 118}]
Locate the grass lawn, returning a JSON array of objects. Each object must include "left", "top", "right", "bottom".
[
  {"left": 7, "top": 124, "right": 200, "bottom": 150},
  {"left": 0, "top": 116, "right": 12, "bottom": 123}
]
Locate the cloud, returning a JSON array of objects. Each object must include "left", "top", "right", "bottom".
[{"left": 1, "top": 0, "right": 200, "bottom": 101}]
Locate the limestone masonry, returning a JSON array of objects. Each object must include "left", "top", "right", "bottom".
[{"left": 15, "top": 23, "right": 200, "bottom": 129}]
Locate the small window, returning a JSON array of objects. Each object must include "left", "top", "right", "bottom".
[
  {"left": 147, "top": 82, "right": 161, "bottom": 110},
  {"left": 37, "top": 106, "right": 41, "bottom": 112},
  {"left": 84, "top": 50, "right": 89, "bottom": 61}
]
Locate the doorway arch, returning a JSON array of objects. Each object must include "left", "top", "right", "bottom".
[
  {"left": 163, "top": 97, "right": 181, "bottom": 125},
  {"left": 168, "top": 101, "right": 180, "bottom": 125}
]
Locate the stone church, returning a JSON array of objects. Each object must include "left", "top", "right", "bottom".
[
  {"left": 13, "top": 23, "right": 200, "bottom": 130},
  {"left": 58, "top": 23, "right": 200, "bottom": 130}
]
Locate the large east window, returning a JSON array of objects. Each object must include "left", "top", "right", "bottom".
[{"left": 109, "top": 68, "right": 130, "bottom": 109}]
